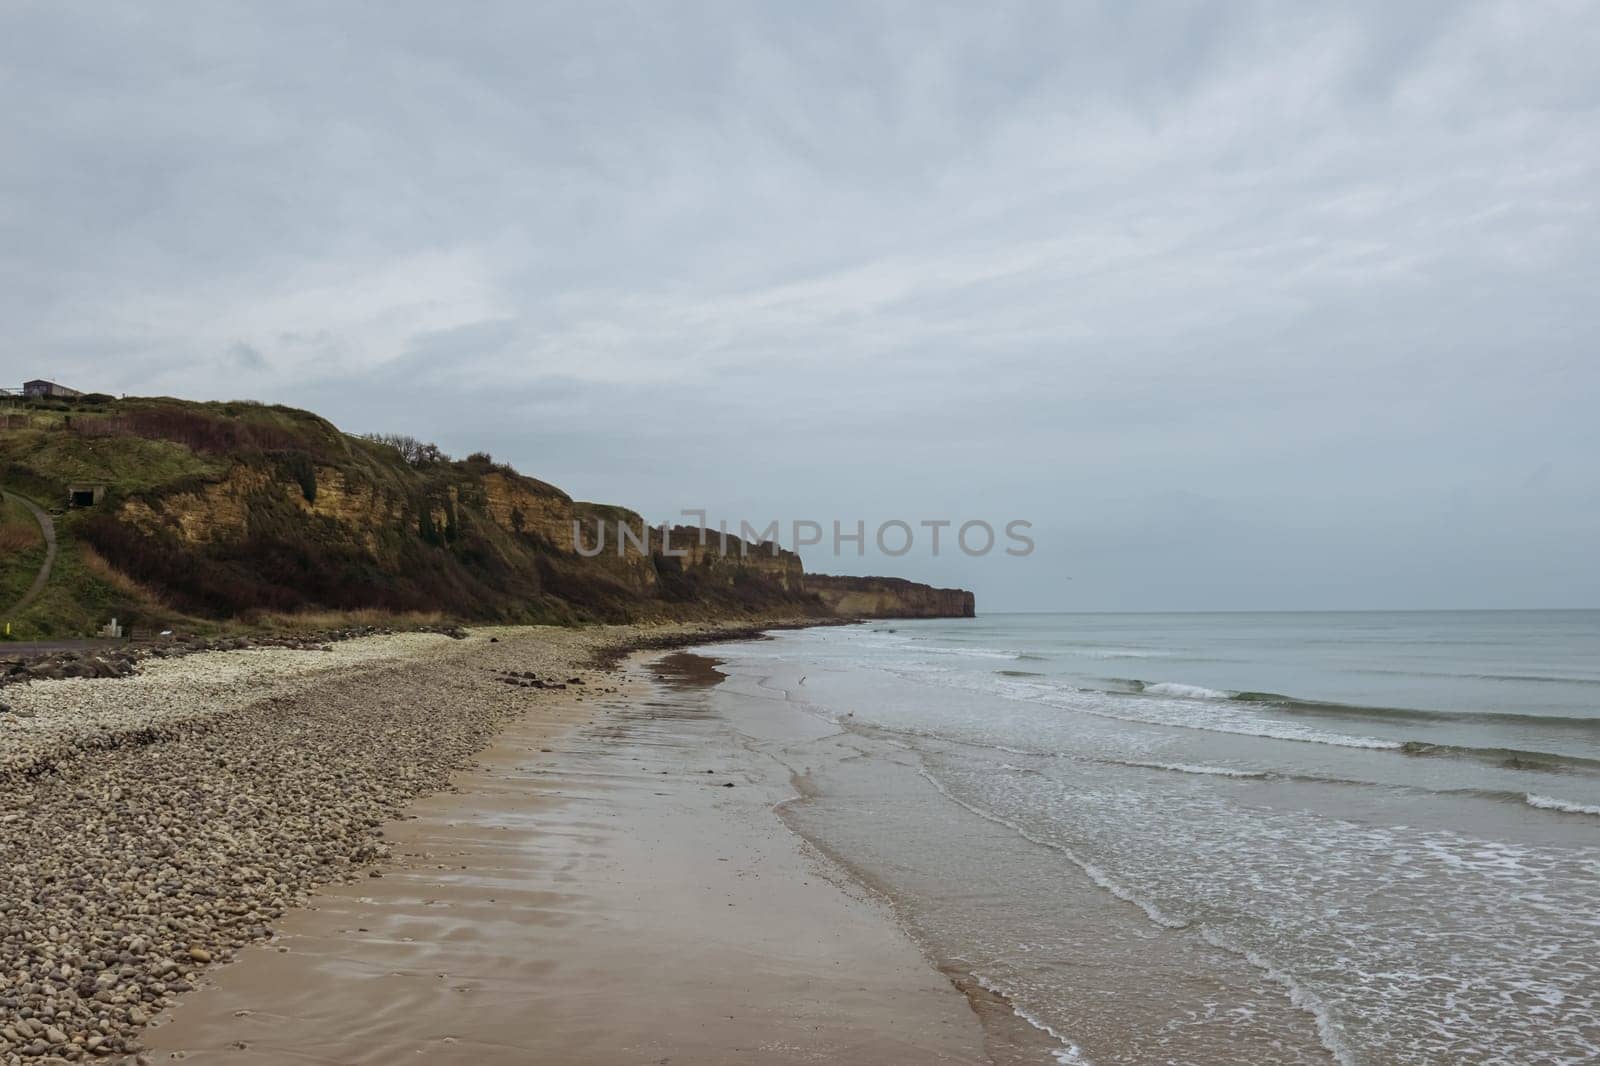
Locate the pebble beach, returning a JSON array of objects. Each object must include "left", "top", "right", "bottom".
[{"left": 0, "top": 623, "right": 774, "bottom": 1064}]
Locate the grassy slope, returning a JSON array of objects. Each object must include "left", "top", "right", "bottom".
[
  {"left": 0, "top": 395, "right": 822, "bottom": 637},
  {"left": 0, "top": 495, "right": 47, "bottom": 628}
]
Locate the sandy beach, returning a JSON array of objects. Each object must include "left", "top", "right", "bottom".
[{"left": 0, "top": 625, "right": 988, "bottom": 1065}]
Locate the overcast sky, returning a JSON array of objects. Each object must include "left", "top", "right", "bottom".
[{"left": 3, "top": 2, "right": 1596, "bottom": 611}]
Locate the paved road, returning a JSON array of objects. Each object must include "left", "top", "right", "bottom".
[{"left": 1, "top": 489, "right": 56, "bottom": 616}]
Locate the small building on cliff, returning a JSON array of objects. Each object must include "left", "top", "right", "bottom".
[{"left": 23, "top": 379, "right": 82, "bottom": 399}]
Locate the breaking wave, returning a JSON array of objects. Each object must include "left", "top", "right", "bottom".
[
  {"left": 1524, "top": 793, "right": 1600, "bottom": 816},
  {"left": 1119, "top": 760, "right": 1272, "bottom": 779}
]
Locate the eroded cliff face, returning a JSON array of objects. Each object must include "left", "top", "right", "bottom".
[
  {"left": 103, "top": 457, "right": 968, "bottom": 621},
  {"left": 557, "top": 516, "right": 807, "bottom": 604},
  {"left": 1, "top": 395, "right": 972, "bottom": 625},
  {"left": 481, "top": 471, "right": 575, "bottom": 548},
  {"left": 117, "top": 465, "right": 405, "bottom": 553},
  {"left": 81, "top": 438, "right": 819, "bottom": 621},
  {"left": 805, "top": 574, "right": 976, "bottom": 619}
]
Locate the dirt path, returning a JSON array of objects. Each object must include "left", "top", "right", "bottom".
[{"left": 1, "top": 489, "right": 56, "bottom": 615}]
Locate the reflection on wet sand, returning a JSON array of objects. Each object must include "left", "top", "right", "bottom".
[{"left": 145, "top": 652, "right": 986, "bottom": 1065}]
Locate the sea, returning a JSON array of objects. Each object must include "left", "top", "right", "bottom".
[{"left": 695, "top": 611, "right": 1600, "bottom": 1065}]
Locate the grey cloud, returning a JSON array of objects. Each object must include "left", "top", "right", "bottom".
[
  {"left": 2, "top": 1, "right": 1596, "bottom": 609},
  {"left": 227, "top": 342, "right": 267, "bottom": 371}
]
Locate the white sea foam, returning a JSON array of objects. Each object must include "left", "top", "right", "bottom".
[
  {"left": 973, "top": 973, "right": 1094, "bottom": 1064},
  {"left": 917, "top": 645, "right": 1023, "bottom": 660},
  {"left": 1198, "top": 926, "right": 1356, "bottom": 1066},
  {"left": 918, "top": 768, "right": 1189, "bottom": 930},
  {"left": 982, "top": 678, "right": 1403, "bottom": 752},
  {"left": 824, "top": 633, "right": 1404, "bottom": 754},
  {"left": 839, "top": 645, "right": 1402, "bottom": 753},
  {"left": 1524, "top": 794, "right": 1600, "bottom": 817},
  {"left": 749, "top": 623, "right": 1600, "bottom": 1065},
  {"left": 1124, "top": 760, "right": 1270, "bottom": 779},
  {"left": 851, "top": 718, "right": 1060, "bottom": 761},
  {"left": 1142, "top": 681, "right": 1234, "bottom": 699}
]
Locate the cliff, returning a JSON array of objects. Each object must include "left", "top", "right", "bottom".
[
  {"left": 0, "top": 395, "right": 973, "bottom": 635},
  {"left": 805, "top": 575, "right": 976, "bottom": 619}
]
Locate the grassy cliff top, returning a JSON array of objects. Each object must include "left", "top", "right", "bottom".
[{"left": 1, "top": 395, "right": 569, "bottom": 504}]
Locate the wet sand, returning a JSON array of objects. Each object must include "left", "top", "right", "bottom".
[{"left": 143, "top": 650, "right": 988, "bottom": 1064}]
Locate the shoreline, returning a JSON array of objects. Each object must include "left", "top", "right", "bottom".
[{"left": 0, "top": 620, "right": 988, "bottom": 1064}]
